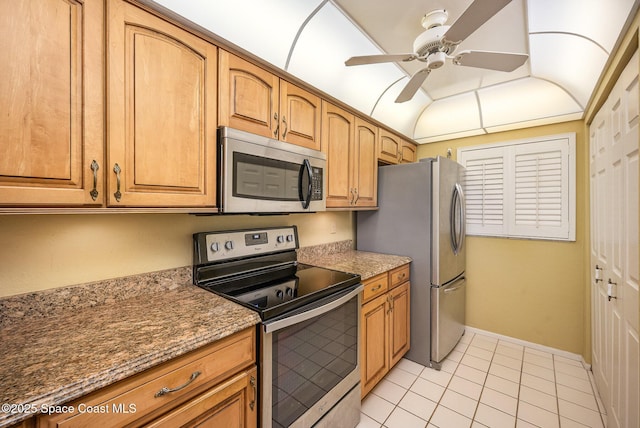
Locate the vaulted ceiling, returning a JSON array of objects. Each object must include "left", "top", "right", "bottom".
[{"left": 153, "top": 0, "right": 639, "bottom": 143}]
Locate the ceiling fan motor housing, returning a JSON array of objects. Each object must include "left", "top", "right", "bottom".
[{"left": 414, "top": 26, "right": 454, "bottom": 56}]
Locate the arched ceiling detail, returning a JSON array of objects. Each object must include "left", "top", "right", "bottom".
[{"left": 153, "top": 0, "right": 639, "bottom": 143}]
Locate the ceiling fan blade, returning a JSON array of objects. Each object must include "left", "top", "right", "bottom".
[
  {"left": 453, "top": 50, "right": 528, "bottom": 71},
  {"left": 345, "top": 53, "right": 416, "bottom": 66},
  {"left": 442, "top": 0, "right": 512, "bottom": 45},
  {"left": 395, "top": 68, "right": 430, "bottom": 103}
]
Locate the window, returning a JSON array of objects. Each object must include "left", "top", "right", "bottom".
[{"left": 457, "top": 133, "right": 576, "bottom": 241}]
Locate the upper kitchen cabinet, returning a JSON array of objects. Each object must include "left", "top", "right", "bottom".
[
  {"left": 353, "top": 117, "right": 378, "bottom": 207},
  {"left": 0, "top": 0, "right": 104, "bottom": 207},
  {"left": 322, "top": 101, "right": 377, "bottom": 209},
  {"left": 378, "top": 129, "right": 417, "bottom": 165},
  {"left": 219, "top": 50, "right": 321, "bottom": 151},
  {"left": 107, "top": 0, "right": 217, "bottom": 207}
]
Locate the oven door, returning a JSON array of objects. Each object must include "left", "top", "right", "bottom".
[
  {"left": 219, "top": 127, "right": 326, "bottom": 213},
  {"left": 261, "top": 284, "right": 363, "bottom": 428}
]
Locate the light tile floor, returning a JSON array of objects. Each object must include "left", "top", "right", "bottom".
[{"left": 358, "top": 331, "right": 606, "bottom": 428}]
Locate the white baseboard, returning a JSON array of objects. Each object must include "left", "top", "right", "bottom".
[{"left": 464, "top": 326, "right": 590, "bottom": 369}]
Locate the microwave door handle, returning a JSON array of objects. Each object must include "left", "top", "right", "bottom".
[{"left": 299, "top": 159, "right": 313, "bottom": 209}]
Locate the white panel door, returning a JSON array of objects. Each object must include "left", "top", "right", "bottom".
[{"left": 590, "top": 50, "right": 640, "bottom": 428}]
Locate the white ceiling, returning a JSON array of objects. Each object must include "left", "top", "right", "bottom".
[{"left": 152, "top": 0, "right": 639, "bottom": 143}]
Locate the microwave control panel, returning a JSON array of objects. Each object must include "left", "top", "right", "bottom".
[{"left": 311, "top": 167, "right": 323, "bottom": 200}]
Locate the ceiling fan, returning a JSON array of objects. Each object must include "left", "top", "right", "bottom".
[{"left": 345, "top": 0, "right": 529, "bottom": 103}]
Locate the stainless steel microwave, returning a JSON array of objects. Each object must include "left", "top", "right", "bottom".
[{"left": 218, "top": 127, "right": 326, "bottom": 213}]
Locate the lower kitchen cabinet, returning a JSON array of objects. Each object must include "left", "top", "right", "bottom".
[
  {"left": 37, "top": 328, "right": 257, "bottom": 428},
  {"left": 360, "top": 264, "right": 411, "bottom": 398},
  {"left": 145, "top": 367, "right": 257, "bottom": 428}
]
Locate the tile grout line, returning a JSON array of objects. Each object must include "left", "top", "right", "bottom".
[
  {"left": 553, "top": 353, "right": 562, "bottom": 428},
  {"left": 361, "top": 332, "right": 605, "bottom": 428}
]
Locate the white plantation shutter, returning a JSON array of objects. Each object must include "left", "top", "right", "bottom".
[
  {"left": 459, "top": 147, "right": 505, "bottom": 236},
  {"left": 458, "top": 134, "right": 575, "bottom": 241}
]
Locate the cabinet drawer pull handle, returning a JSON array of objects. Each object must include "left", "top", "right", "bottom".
[
  {"left": 273, "top": 113, "right": 279, "bottom": 138},
  {"left": 90, "top": 160, "right": 99, "bottom": 201},
  {"left": 113, "top": 163, "right": 122, "bottom": 202},
  {"left": 154, "top": 371, "right": 201, "bottom": 398},
  {"left": 371, "top": 284, "right": 382, "bottom": 292},
  {"left": 282, "top": 115, "right": 288, "bottom": 138},
  {"left": 250, "top": 375, "right": 257, "bottom": 410}
]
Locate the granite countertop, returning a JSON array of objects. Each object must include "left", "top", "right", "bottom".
[
  {"left": 0, "top": 267, "right": 261, "bottom": 427},
  {"left": 297, "top": 240, "right": 412, "bottom": 280},
  {"left": 0, "top": 240, "right": 408, "bottom": 427}
]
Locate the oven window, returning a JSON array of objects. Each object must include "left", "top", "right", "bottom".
[
  {"left": 271, "top": 296, "right": 358, "bottom": 427},
  {"left": 233, "top": 152, "right": 301, "bottom": 201}
]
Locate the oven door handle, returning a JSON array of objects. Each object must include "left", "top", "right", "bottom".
[{"left": 264, "top": 284, "right": 363, "bottom": 334}]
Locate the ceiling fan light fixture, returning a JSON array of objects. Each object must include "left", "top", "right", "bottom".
[{"left": 427, "top": 51, "right": 446, "bottom": 69}]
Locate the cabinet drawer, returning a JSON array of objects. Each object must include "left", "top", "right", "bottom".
[
  {"left": 39, "top": 328, "right": 255, "bottom": 428},
  {"left": 145, "top": 367, "right": 257, "bottom": 428},
  {"left": 362, "top": 273, "right": 388, "bottom": 303},
  {"left": 389, "top": 264, "right": 410, "bottom": 289}
]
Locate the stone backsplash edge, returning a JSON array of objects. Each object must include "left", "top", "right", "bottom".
[{"left": 0, "top": 240, "right": 354, "bottom": 328}]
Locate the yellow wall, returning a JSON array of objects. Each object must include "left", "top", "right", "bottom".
[
  {"left": 0, "top": 211, "right": 354, "bottom": 298},
  {"left": 417, "top": 121, "right": 588, "bottom": 356}
]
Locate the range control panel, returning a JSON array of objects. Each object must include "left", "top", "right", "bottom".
[{"left": 200, "top": 226, "right": 298, "bottom": 263}]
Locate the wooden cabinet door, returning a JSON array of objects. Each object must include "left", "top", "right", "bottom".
[
  {"left": 389, "top": 281, "right": 411, "bottom": 367},
  {"left": 146, "top": 367, "right": 257, "bottom": 428},
  {"left": 0, "top": 0, "right": 104, "bottom": 207},
  {"left": 400, "top": 141, "right": 417, "bottom": 163},
  {"left": 361, "top": 293, "right": 389, "bottom": 398},
  {"left": 378, "top": 129, "right": 401, "bottom": 165},
  {"left": 107, "top": 0, "right": 217, "bottom": 207},
  {"left": 280, "top": 81, "right": 321, "bottom": 151},
  {"left": 219, "top": 50, "right": 280, "bottom": 140},
  {"left": 353, "top": 118, "right": 378, "bottom": 207},
  {"left": 322, "top": 102, "right": 355, "bottom": 208}
]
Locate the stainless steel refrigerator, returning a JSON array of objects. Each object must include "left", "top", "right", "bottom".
[{"left": 357, "top": 156, "right": 466, "bottom": 369}]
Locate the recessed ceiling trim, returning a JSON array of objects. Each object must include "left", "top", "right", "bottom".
[
  {"left": 529, "top": 30, "right": 610, "bottom": 55},
  {"left": 474, "top": 90, "right": 485, "bottom": 131},
  {"left": 530, "top": 75, "right": 586, "bottom": 110},
  {"left": 370, "top": 76, "right": 408, "bottom": 117},
  {"left": 285, "top": 0, "right": 329, "bottom": 70}
]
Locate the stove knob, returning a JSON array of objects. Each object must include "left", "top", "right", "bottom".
[
  {"left": 286, "top": 234, "right": 294, "bottom": 242},
  {"left": 285, "top": 287, "right": 294, "bottom": 297},
  {"left": 210, "top": 242, "right": 220, "bottom": 252},
  {"left": 224, "top": 240, "right": 234, "bottom": 250},
  {"left": 276, "top": 235, "right": 285, "bottom": 243},
  {"left": 276, "top": 290, "right": 284, "bottom": 299}
]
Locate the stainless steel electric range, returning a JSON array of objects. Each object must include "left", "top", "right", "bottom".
[{"left": 193, "top": 226, "right": 363, "bottom": 428}]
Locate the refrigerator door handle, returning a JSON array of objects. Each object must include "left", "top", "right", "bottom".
[
  {"left": 450, "top": 183, "right": 465, "bottom": 254},
  {"left": 443, "top": 277, "right": 465, "bottom": 293}
]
